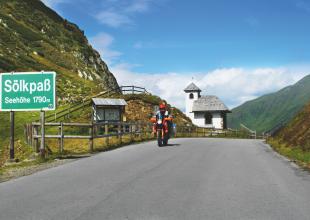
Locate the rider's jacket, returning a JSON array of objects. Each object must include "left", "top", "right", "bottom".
[{"left": 155, "top": 110, "right": 169, "bottom": 120}]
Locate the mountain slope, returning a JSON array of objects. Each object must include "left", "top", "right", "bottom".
[
  {"left": 0, "top": 0, "right": 119, "bottom": 103},
  {"left": 275, "top": 102, "right": 310, "bottom": 151},
  {"left": 0, "top": 0, "right": 120, "bottom": 162},
  {"left": 227, "top": 74, "right": 310, "bottom": 133}
]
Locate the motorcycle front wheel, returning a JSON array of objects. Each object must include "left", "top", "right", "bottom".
[
  {"left": 163, "top": 135, "right": 168, "bottom": 146},
  {"left": 157, "top": 130, "right": 163, "bottom": 147}
]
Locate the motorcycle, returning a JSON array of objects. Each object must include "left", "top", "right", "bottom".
[{"left": 150, "top": 115, "right": 173, "bottom": 147}]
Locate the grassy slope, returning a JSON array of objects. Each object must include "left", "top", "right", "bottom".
[
  {"left": 268, "top": 138, "right": 310, "bottom": 169},
  {"left": 227, "top": 74, "right": 310, "bottom": 133},
  {"left": 274, "top": 102, "right": 310, "bottom": 150},
  {"left": 267, "top": 102, "right": 310, "bottom": 169}
]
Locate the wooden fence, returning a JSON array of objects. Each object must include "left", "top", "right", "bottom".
[
  {"left": 25, "top": 122, "right": 257, "bottom": 157},
  {"left": 120, "top": 86, "right": 148, "bottom": 94},
  {"left": 25, "top": 121, "right": 153, "bottom": 154},
  {"left": 174, "top": 126, "right": 254, "bottom": 139}
]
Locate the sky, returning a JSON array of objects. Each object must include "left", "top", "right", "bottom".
[{"left": 42, "top": 0, "right": 310, "bottom": 110}]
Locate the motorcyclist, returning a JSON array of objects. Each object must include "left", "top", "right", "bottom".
[
  {"left": 153, "top": 102, "right": 171, "bottom": 135},
  {"left": 157, "top": 102, "right": 169, "bottom": 120}
]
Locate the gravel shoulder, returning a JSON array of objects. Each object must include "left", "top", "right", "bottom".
[{"left": 0, "top": 158, "right": 77, "bottom": 183}]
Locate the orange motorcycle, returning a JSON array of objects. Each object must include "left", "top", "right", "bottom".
[{"left": 150, "top": 116, "right": 172, "bottom": 147}]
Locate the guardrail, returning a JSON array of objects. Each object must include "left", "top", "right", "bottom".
[
  {"left": 262, "top": 121, "right": 286, "bottom": 138},
  {"left": 240, "top": 123, "right": 257, "bottom": 139}
]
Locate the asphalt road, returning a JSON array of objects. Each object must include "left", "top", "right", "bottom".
[{"left": 1, "top": 138, "right": 310, "bottom": 220}]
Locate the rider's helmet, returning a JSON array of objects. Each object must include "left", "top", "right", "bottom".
[{"left": 159, "top": 102, "right": 166, "bottom": 113}]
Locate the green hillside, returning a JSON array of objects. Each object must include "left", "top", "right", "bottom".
[
  {"left": 227, "top": 74, "right": 310, "bottom": 134},
  {"left": 275, "top": 101, "right": 310, "bottom": 150},
  {"left": 0, "top": 0, "right": 119, "bottom": 99},
  {"left": 268, "top": 102, "right": 310, "bottom": 168},
  {"left": 0, "top": 0, "right": 120, "bottom": 162}
]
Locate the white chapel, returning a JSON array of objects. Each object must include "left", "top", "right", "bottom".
[{"left": 184, "top": 82, "right": 231, "bottom": 129}]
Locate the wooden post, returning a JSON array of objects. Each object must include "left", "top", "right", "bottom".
[
  {"left": 118, "top": 123, "right": 122, "bottom": 144},
  {"left": 123, "top": 124, "right": 126, "bottom": 142},
  {"left": 105, "top": 124, "right": 109, "bottom": 146},
  {"left": 9, "top": 111, "right": 15, "bottom": 161},
  {"left": 33, "top": 124, "right": 39, "bottom": 152},
  {"left": 40, "top": 111, "right": 45, "bottom": 158},
  {"left": 138, "top": 122, "right": 142, "bottom": 140},
  {"left": 131, "top": 123, "right": 137, "bottom": 141},
  {"left": 58, "top": 124, "right": 61, "bottom": 153},
  {"left": 28, "top": 124, "right": 32, "bottom": 145},
  {"left": 130, "top": 123, "right": 133, "bottom": 142},
  {"left": 89, "top": 123, "right": 94, "bottom": 152},
  {"left": 24, "top": 124, "right": 27, "bottom": 145},
  {"left": 59, "top": 122, "right": 64, "bottom": 154}
]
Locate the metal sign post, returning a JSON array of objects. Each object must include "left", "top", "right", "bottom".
[
  {"left": 9, "top": 111, "right": 14, "bottom": 161},
  {"left": 40, "top": 110, "right": 45, "bottom": 158}
]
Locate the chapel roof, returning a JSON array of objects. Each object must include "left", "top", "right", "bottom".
[
  {"left": 192, "top": 95, "right": 231, "bottom": 112},
  {"left": 184, "top": 83, "right": 201, "bottom": 92}
]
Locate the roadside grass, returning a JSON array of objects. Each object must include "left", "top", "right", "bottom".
[
  {"left": 0, "top": 104, "right": 73, "bottom": 166},
  {"left": 45, "top": 133, "right": 154, "bottom": 156},
  {"left": 0, "top": 133, "right": 155, "bottom": 181},
  {"left": 268, "top": 138, "right": 310, "bottom": 169}
]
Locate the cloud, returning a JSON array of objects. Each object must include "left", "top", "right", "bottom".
[
  {"left": 125, "top": 0, "right": 151, "bottom": 13},
  {"left": 296, "top": 1, "right": 310, "bottom": 13},
  {"left": 133, "top": 42, "right": 143, "bottom": 49},
  {"left": 245, "top": 17, "right": 260, "bottom": 28},
  {"left": 95, "top": 0, "right": 155, "bottom": 28},
  {"left": 89, "top": 32, "right": 122, "bottom": 64},
  {"left": 110, "top": 64, "right": 309, "bottom": 111},
  {"left": 133, "top": 41, "right": 157, "bottom": 49},
  {"left": 96, "top": 11, "right": 132, "bottom": 28},
  {"left": 41, "top": 0, "right": 68, "bottom": 9}
]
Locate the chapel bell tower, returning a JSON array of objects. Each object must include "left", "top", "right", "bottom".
[{"left": 184, "top": 82, "right": 201, "bottom": 120}]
